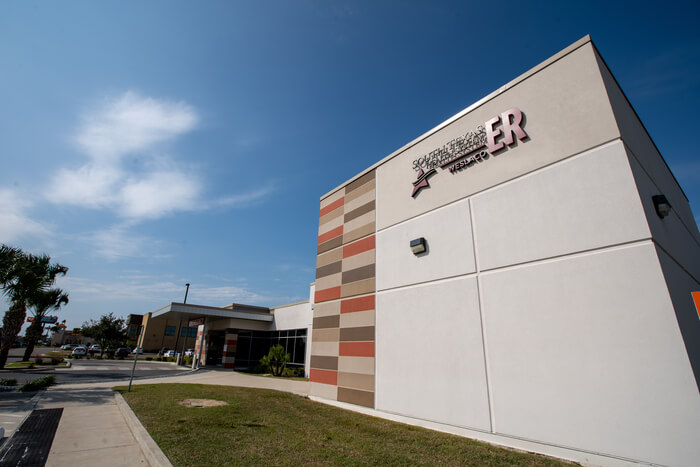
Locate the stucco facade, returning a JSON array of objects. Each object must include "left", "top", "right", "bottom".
[{"left": 309, "top": 36, "right": 700, "bottom": 466}]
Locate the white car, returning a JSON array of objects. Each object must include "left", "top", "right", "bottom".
[
  {"left": 184, "top": 349, "right": 194, "bottom": 357},
  {"left": 163, "top": 350, "right": 178, "bottom": 357},
  {"left": 89, "top": 344, "right": 101, "bottom": 352},
  {"left": 131, "top": 348, "right": 144, "bottom": 354},
  {"left": 71, "top": 346, "right": 87, "bottom": 356},
  {"left": 61, "top": 344, "right": 77, "bottom": 351}
]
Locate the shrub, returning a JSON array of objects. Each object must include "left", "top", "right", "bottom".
[
  {"left": 145, "top": 357, "right": 153, "bottom": 361},
  {"left": 50, "top": 357, "right": 63, "bottom": 365},
  {"left": 35, "top": 358, "right": 43, "bottom": 365},
  {"left": 260, "top": 345, "right": 290, "bottom": 377},
  {"left": 184, "top": 356, "right": 193, "bottom": 366},
  {"left": 0, "top": 378, "right": 17, "bottom": 386},
  {"left": 18, "top": 375, "right": 56, "bottom": 392}
]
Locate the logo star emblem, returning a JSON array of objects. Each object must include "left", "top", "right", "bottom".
[{"left": 411, "top": 168, "right": 437, "bottom": 198}]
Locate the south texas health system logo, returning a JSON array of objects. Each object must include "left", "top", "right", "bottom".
[{"left": 411, "top": 108, "right": 528, "bottom": 198}]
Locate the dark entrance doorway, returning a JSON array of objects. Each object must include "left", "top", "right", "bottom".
[{"left": 206, "top": 331, "right": 225, "bottom": 366}]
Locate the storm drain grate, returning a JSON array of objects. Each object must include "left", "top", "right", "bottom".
[{"left": 0, "top": 408, "right": 63, "bottom": 467}]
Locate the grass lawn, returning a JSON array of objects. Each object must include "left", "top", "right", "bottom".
[
  {"left": 117, "top": 384, "right": 571, "bottom": 466},
  {"left": 5, "top": 360, "right": 67, "bottom": 368}
]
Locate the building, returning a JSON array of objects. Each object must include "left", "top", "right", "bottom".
[
  {"left": 140, "top": 286, "right": 313, "bottom": 374},
  {"left": 307, "top": 36, "right": 700, "bottom": 466}
]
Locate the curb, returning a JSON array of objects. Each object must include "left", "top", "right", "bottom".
[{"left": 114, "top": 392, "right": 173, "bottom": 467}]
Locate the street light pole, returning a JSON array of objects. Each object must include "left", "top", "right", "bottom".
[
  {"left": 180, "top": 283, "right": 190, "bottom": 365},
  {"left": 184, "top": 283, "right": 190, "bottom": 304}
]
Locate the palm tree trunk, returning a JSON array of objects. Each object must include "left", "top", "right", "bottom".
[
  {"left": 0, "top": 302, "right": 27, "bottom": 368},
  {"left": 23, "top": 318, "right": 43, "bottom": 361}
]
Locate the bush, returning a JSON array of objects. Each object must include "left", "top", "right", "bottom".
[
  {"left": 260, "top": 345, "right": 290, "bottom": 377},
  {"left": 35, "top": 357, "right": 43, "bottom": 365},
  {"left": 184, "top": 356, "right": 193, "bottom": 366},
  {"left": 145, "top": 357, "right": 153, "bottom": 361},
  {"left": 283, "top": 366, "right": 305, "bottom": 377},
  {"left": 0, "top": 378, "right": 17, "bottom": 386},
  {"left": 50, "top": 357, "right": 63, "bottom": 365},
  {"left": 18, "top": 375, "right": 56, "bottom": 392}
]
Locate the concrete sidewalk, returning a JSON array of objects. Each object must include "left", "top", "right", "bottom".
[{"left": 11, "top": 369, "right": 310, "bottom": 466}]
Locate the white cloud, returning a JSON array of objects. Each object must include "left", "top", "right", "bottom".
[
  {"left": 84, "top": 223, "right": 170, "bottom": 261},
  {"left": 75, "top": 91, "right": 197, "bottom": 162},
  {"left": 48, "top": 91, "right": 274, "bottom": 223},
  {"left": 0, "top": 189, "right": 50, "bottom": 244}
]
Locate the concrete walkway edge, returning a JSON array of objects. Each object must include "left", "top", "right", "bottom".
[{"left": 114, "top": 392, "right": 173, "bottom": 467}]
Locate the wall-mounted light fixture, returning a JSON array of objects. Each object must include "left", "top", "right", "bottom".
[
  {"left": 652, "top": 194, "right": 672, "bottom": 219},
  {"left": 410, "top": 237, "right": 427, "bottom": 255}
]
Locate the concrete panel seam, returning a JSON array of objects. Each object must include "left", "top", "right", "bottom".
[{"left": 114, "top": 392, "right": 173, "bottom": 467}]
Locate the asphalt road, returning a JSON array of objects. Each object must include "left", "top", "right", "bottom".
[{"left": 0, "top": 359, "right": 191, "bottom": 386}]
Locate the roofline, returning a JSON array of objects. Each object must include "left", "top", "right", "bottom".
[
  {"left": 150, "top": 302, "right": 273, "bottom": 322},
  {"left": 271, "top": 300, "right": 309, "bottom": 310},
  {"left": 321, "top": 35, "right": 592, "bottom": 200}
]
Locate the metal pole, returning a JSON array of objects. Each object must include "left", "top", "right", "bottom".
[
  {"left": 179, "top": 283, "right": 190, "bottom": 365},
  {"left": 128, "top": 326, "right": 143, "bottom": 392},
  {"left": 183, "top": 283, "right": 190, "bottom": 304}
]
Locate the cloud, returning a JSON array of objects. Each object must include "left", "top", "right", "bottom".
[
  {"left": 83, "top": 223, "right": 170, "bottom": 261},
  {"left": 48, "top": 91, "right": 275, "bottom": 223},
  {"left": 0, "top": 189, "right": 51, "bottom": 244},
  {"left": 75, "top": 91, "right": 197, "bottom": 162}
]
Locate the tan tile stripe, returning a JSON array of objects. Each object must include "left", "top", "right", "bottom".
[
  {"left": 338, "top": 372, "right": 374, "bottom": 392},
  {"left": 310, "top": 355, "right": 338, "bottom": 371},
  {"left": 343, "top": 222, "right": 376, "bottom": 245},
  {"left": 344, "top": 200, "right": 375, "bottom": 223},
  {"left": 346, "top": 170, "right": 375, "bottom": 194},
  {"left": 313, "top": 301, "right": 340, "bottom": 318},
  {"left": 315, "top": 272, "right": 341, "bottom": 291},
  {"left": 337, "top": 387, "right": 374, "bottom": 408},
  {"left": 340, "top": 309, "right": 375, "bottom": 327},
  {"left": 344, "top": 188, "right": 375, "bottom": 213},
  {"left": 313, "top": 328, "right": 340, "bottom": 342},
  {"left": 317, "top": 248, "right": 342, "bottom": 268},
  {"left": 320, "top": 189, "right": 344, "bottom": 208},
  {"left": 318, "top": 214, "right": 343, "bottom": 236},
  {"left": 338, "top": 356, "right": 375, "bottom": 375},
  {"left": 341, "top": 249, "right": 374, "bottom": 271},
  {"left": 344, "top": 210, "right": 375, "bottom": 234},
  {"left": 311, "top": 341, "right": 339, "bottom": 357},
  {"left": 319, "top": 206, "right": 344, "bottom": 226},
  {"left": 341, "top": 278, "right": 375, "bottom": 298},
  {"left": 310, "top": 382, "right": 338, "bottom": 400},
  {"left": 344, "top": 177, "right": 375, "bottom": 203},
  {"left": 342, "top": 264, "right": 375, "bottom": 284},
  {"left": 339, "top": 326, "right": 374, "bottom": 342}
]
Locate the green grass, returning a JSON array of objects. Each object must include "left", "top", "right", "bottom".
[
  {"left": 116, "top": 384, "right": 571, "bottom": 466},
  {"left": 5, "top": 360, "right": 67, "bottom": 368}
]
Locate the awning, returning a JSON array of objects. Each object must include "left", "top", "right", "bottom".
[{"left": 150, "top": 302, "right": 274, "bottom": 324}]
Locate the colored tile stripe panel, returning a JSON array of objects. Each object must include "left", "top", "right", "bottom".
[
  {"left": 339, "top": 341, "right": 375, "bottom": 357},
  {"left": 315, "top": 286, "right": 341, "bottom": 303},
  {"left": 343, "top": 235, "right": 375, "bottom": 258},
  {"left": 341, "top": 295, "right": 375, "bottom": 313},
  {"left": 316, "top": 261, "right": 342, "bottom": 279},
  {"left": 319, "top": 197, "right": 344, "bottom": 217},
  {"left": 310, "top": 368, "right": 338, "bottom": 386},
  {"left": 337, "top": 387, "right": 374, "bottom": 408},
  {"left": 318, "top": 225, "right": 343, "bottom": 245},
  {"left": 310, "top": 355, "right": 338, "bottom": 370},
  {"left": 339, "top": 326, "right": 374, "bottom": 342},
  {"left": 342, "top": 264, "right": 375, "bottom": 284}
]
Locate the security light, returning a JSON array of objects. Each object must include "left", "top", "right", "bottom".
[
  {"left": 652, "top": 194, "right": 672, "bottom": 219},
  {"left": 410, "top": 237, "right": 427, "bottom": 255}
]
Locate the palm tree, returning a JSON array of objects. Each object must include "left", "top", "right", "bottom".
[
  {"left": 23, "top": 288, "right": 69, "bottom": 361},
  {"left": 0, "top": 245, "right": 68, "bottom": 368}
]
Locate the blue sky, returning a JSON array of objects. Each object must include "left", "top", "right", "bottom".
[{"left": 1, "top": 1, "right": 699, "bottom": 329}]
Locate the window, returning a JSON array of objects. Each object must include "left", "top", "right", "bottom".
[
  {"left": 181, "top": 327, "right": 197, "bottom": 338},
  {"left": 164, "top": 325, "right": 176, "bottom": 336}
]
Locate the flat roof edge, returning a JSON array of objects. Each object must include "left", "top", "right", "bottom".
[
  {"left": 320, "top": 34, "right": 592, "bottom": 200},
  {"left": 271, "top": 300, "right": 309, "bottom": 309}
]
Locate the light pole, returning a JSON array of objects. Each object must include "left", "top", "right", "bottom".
[
  {"left": 181, "top": 283, "right": 190, "bottom": 365},
  {"left": 184, "top": 283, "right": 190, "bottom": 304}
]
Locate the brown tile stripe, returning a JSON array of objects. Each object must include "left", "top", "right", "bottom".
[
  {"left": 318, "top": 236, "right": 342, "bottom": 254},
  {"left": 310, "top": 355, "right": 338, "bottom": 371},
  {"left": 344, "top": 200, "right": 375, "bottom": 223},
  {"left": 319, "top": 206, "right": 344, "bottom": 226},
  {"left": 341, "top": 278, "right": 375, "bottom": 298},
  {"left": 337, "top": 387, "right": 374, "bottom": 408},
  {"left": 337, "top": 372, "right": 374, "bottom": 392},
  {"left": 344, "top": 177, "right": 375, "bottom": 202},
  {"left": 342, "top": 264, "right": 375, "bottom": 284},
  {"left": 345, "top": 170, "right": 375, "bottom": 194},
  {"left": 316, "top": 260, "right": 342, "bottom": 279},
  {"left": 313, "top": 314, "right": 340, "bottom": 329},
  {"left": 339, "top": 326, "right": 374, "bottom": 342},
  {"left": 343, "top": 222, "right": 375, "bottom": 245},
  {"left": 317, "top": 248, "right": 342, "bottom": 268},
  {"left": 318, "top": 225, "right": 343, "bottom": 245}
]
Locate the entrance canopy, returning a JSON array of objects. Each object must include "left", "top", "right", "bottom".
[{"left": 151, "top": 302, "right": 274, "bottom": 324}]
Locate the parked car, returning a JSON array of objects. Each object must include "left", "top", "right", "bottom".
[
  {"left": 61, "top": 344, "right": 78, "bottom": 351},
  {"left": 114, "top": 347, "right": 130, "bottom": 358},
  {"left": 163, "top": 350, "right": 178, "bottom": 358},
  {"left": 184, "top": 349, "right": 194, "bottom": 357},
  {"left": 89, "top": 344, "right": 101, "bottom": 352},
  {"left": 72, "top": 346, "right": 87, "bottom": 356},
  {"left": 131, "top": 348, "right": 143, "bottom": 354}
]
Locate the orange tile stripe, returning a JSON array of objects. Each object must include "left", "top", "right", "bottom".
[
  {"left": 318, "top": 225, "right": 343, "bottom": 245},
  {"left": 692, "top": 291, "right": 700, "bottom": 319},
  {"left": 310, "top": 368, "right": 338, "bottom": 385},
  {"left": 339, "top": 341, "right": 375, "bottom": 357},
  {"left": 315, "top": 286, "right": 341, "bottom": 303},
  {"left": 341, "top": 295, "right": 375, "bottom": 314},
  {"left": 319, "top": 197, "right": 344, "bottom": 217},
  {"left": 343, "top": 235, "right": 375, "bottom": 259}
]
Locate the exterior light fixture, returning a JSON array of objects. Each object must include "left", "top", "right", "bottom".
[
  {"left": 652, "top": 195, "right": 672, "bottom": 219},
  {"left": 410, "top": 237, "right": 427, "bottom": 255}
]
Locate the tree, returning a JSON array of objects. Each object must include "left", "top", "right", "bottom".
[
  {"left": 23, "top": 288, "right": 69, "bottom": 360},
  {"left": 0, "top": 245, "right": 68, "bottom": 368},
  {"left": 259, "top": 344, "right": 290, "bottom": 376},
  {"left": 81, "top": 313, "right": 127, "bottom": 356}
]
